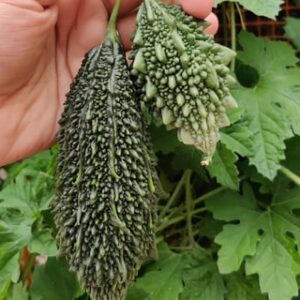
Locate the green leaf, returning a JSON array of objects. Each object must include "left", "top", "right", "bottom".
[
  {"left": 285, "top": 17, "right": 300, "bottom": 50},
  {"left": 6, "top": 283, "right": 28, "bottom": 300},
  {"left": 216, "top": 0, "right": 283, "bottom": 19},
  {"left": 283, "top": 136, "right": 300, "bottom": 176},
  {"left": 133, "top": 243, "right": 184, "bottom": 300},
  {"left": 151, "top": 125, "right": 207, "bottom": 179},
  {"left": 171, "top": 145, "right": 207, "bottom": 179},
  {"left": 246, "top": 235, "right": 298, "bottom": 300},
  {"left": 180, "top": 248, "right": 225, "bottom": 300},
  {"left": 0, "top": 278, "right": 10, "bottom": 300},
  {"left": 233, "top": 31, "right": 300, "bottom": 179},
  {"left": 225, "top": 273, "right": 267, "bottom": 300},
  {"left": 126, "top": 287, "right": 151, "bottom": 300},
  {"left": 0, "top": 170, "right": 53, "bottom": 223},
  {"left": 0, "top": 153, "right": 56, "bottom": 285},
  {"left": 226, "top": 107, "right": 244, "bottom": 124},
  {"left": 30, "top": 257, "right": 82, "bottom": 300},
  {"left": 28, "top": 230, "right": 58, "bottom": 257},
  {"left": 0, "top": 222, "right": 31, "bottom": 282},
  {"left": 207, "top": 143, "right": 239, "bottom": 190},
  {"left": 240, "top": 162, "right": 274, "bottom": 194},
  {"left": 150, "top": 125, "right": 179, "bottom": 154},
  {"left": 220, "top": 124, "right": 252, "bottom": 157},
  {"left": 206, "top": 184, "right": 300, "bottom": 300},
  {"left": 5, "top": 148, "right": 57, "bottom": 185}
]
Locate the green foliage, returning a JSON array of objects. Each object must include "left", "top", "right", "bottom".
[
  {"left": 225, "top": 273, "right": 267, "bottom": 300},
  {"left": 234, "top": 31, "right": 300, "bottom": 179},
  {"left": 206, "top": 184, "right": 300, "bottom": 300},
  {"left": 216, "top": 0, "right": 283, "bottom": 19},
  {"left": 30, "top": 257, "right": 82, "bottom": 300},
  {"left": 6, "top": 283, "right": 28, "bottom": 300},
  {"left": 180, "top": 248, "right": 225, "bottom": 300},
  {"left": 0, "top": 150, "right": 57, "bottom": 294},
  {"left": 285, "top": 17, "right": 300, "bottom": 50},
  {"left": 207, "top": 143, "right": 239, "bottom": 190},
  {"left": 1, "top": 3, "right": 300, "bottom": 300},
  {"left": 132, "top": 243, "right": 185, "bottom": 300}
]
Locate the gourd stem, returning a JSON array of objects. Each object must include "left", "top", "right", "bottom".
[{"left": 106, "top": 0, "right": 122, "bottom": 41}]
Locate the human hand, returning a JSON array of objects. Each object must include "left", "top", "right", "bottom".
[{"left": 0, "top": 0, "right": 218, "bottom": 166}]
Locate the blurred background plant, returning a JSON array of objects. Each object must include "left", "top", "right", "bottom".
[{"left": 1, "top": 1, "right": 300, "bottom": 300}]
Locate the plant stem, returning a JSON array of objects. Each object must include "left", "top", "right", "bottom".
[
  {"left": 106, "top": 0, "right": 122, "bottom": 41},
  {"left": 194, "top": 186, "right": 226, "bottom": 206},
  {"left": 280, "top": 166, "right": 300, "bottom": 186},
  {"left": 235, "top": 3, "right": 246, "bottom": 30},
  {"left": 230, "top": 2, "right": 236, "bottom": 72},
  {"left": 157, "top": 207, "right": 207, "bottom": 232},
  {"left": 221, "top": 3, "right": 228, "bottom": 47},
  {"left": 21, "top": 253, "right": 37, "bottom": 283},
  {"left": 185, "top": 170, "right": 194, "bottom": 246},
  {"left": 159, "top": 170, "right": 189, "bottom": 221}
]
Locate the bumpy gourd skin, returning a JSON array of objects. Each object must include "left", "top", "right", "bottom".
[
  {"left": 54, "top": 39, "right": 158, "bottom": 300},
  {"left": 131, "top": 0, "right": 237, "bottom": 163}
]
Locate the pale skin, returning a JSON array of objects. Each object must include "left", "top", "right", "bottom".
[{"left": 0, "top": 0, "right": 218, "bottom": 166}]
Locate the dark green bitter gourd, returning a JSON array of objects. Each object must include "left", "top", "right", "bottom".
[
  {"left": 54, "top": 2, "right": 158, "bottom": 299},
  {"left": 131, "top": 0, "right": 237, "bottom": 164}
]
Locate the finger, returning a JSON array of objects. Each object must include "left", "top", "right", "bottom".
[
  {"left": 174, "top": 0, "right": 214, "bottom": 19},
  {"left": 1, "top": 0, "right": 56, "bottom": 11},
  {"left": 0, "top": 1, "right": 58, "bottom": 94},
  {"left": 36, "top": 0, "right": 57, "bottom": 7},
  {"left": 118, "top": 11, "right": 136, "bottom": 51},
  {"left": 204, "top": 12, "right": 218, "bottom": 35},
  {"left": 56, "top": 0, "right": 107, "bottom": 76}
]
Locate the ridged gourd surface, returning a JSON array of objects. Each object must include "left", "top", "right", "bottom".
[
  {"left": 55, "top": 39, "right": 158, "bottom": 300},
  {"left": 131, "top": 0, "right": 237, "bottom": 163}
]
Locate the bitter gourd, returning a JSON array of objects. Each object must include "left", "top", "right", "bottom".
[
  {"left": 54, "top": 2, "right": 158, "bottom": 299},
  {"left": 131, "top": 0, "right": 237, "bottom": 163}
]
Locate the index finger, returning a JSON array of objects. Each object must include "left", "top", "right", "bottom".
[
  {"left": 174, "top": 0, "right": 214, "bottom": 19},
  {"left": 108, "top": 0, "right": 214, "bottom": 18}
]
